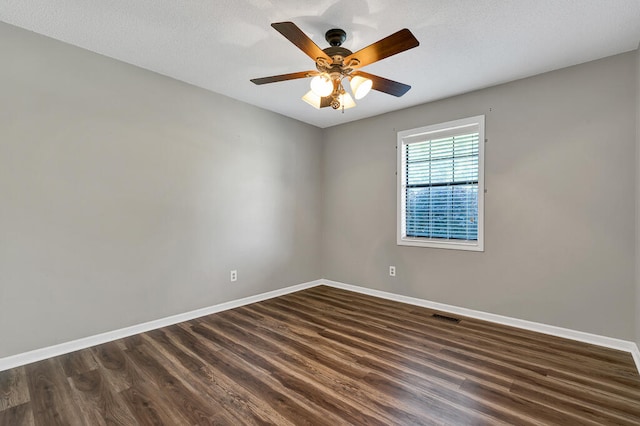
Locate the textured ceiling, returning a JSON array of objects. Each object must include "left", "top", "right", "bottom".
[{"left": 2, "top": 1, "right": 640, "bottom": 128}]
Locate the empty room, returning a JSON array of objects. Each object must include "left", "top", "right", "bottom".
[{"left": 2, "top": 1, "right": 640, "bottom": 424}]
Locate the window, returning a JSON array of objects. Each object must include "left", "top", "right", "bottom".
[{"left": 397, "top": 115, "right": 484, "bottom": 251}]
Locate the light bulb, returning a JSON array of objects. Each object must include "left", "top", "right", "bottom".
[
  {"left": 350, "top": 75, "right": 373, "bottom": 100},
  {"left": 310, "top": 74, "right": 333, "bottom": 97}
]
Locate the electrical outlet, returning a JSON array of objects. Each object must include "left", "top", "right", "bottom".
[
  {"left": 230, "top": 270, "right": 237, "bottom": 282},
  {"left": 389, "top": 266, "right": 396, "bottom": 277}
]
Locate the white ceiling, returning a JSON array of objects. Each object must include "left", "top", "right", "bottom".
[{"left": 2, "top": 1, "right": 640, "bottom": 128}]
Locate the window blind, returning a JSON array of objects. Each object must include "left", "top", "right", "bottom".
[{"left": 405, "top": 132, "right": 479, "bottom": 241}]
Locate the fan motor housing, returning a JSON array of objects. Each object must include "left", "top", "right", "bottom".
[{"left": 323, "top": 46, "right": 352, "bottom": 58}]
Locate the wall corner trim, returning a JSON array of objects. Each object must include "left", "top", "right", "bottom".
[
  {"left": 319, "top": 279, "right": 640, "bottom": 374},
  {"left": 631, "top": 343, "right": 640, "bottom": 372},
  {"left": 0, "top": 279, "right": 322, "bottom": 372}
]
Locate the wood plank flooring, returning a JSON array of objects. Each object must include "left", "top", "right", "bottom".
[{"left": 1, "top": 285, "right": 639, "bottom": 425}]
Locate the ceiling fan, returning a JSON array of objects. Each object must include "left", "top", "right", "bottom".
[{"left": 250, "top": 22, "right": 419, "bottom": 111}]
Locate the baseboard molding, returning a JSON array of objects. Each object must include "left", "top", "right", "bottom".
[
  {"left": 0, "top": 279, "right": 321, "bottom": 372},
  {"left": 320, "top": 279, "right": 640, "bottom": 373},
  {"left": 3, "top": 277, "right": 639, "bottom": 375}
]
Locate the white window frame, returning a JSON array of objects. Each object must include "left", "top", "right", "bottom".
[{"left": 397, "top": 115, "right": 485, "bottom": 251}]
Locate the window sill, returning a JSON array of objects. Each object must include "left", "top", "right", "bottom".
[{"left": 397, "top": 236, "right": 484, "bottom": 252}]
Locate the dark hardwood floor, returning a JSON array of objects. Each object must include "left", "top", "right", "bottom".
[{"left": 1, "top": 285, "right": 640, "bottom": 425}]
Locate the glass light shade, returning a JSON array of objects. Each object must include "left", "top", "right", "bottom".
[
  {"left": 310, "top": 74, "right": 333, "bottom": 97},
  {"left": 338, "top": 92, "right": 356, "bottom": 109},
  {"left": 350, "top": 75, "right": 372, "bottom": 100},
  {"left": 302, "top": 90, "right": 322, "bottom": 109}
]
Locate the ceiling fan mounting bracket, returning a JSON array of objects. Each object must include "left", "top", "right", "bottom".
[{"left": 325, "top": 28, "right": 347, "bottom": 47}]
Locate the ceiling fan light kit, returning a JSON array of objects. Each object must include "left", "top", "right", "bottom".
[
  {"left": 310, "top": 74, "right": 334, "bottom": 97},
  {"left": 350, "top": 75, "right": 373, "bottom": 100},
  {"left": 301, "top": 90, "right": 324, "bottom": 109},
  {"left": 251, "top": 22, "right": 419, "bottom": 112},
  {"left": 338, "top": 92, "right": 356, "bottom": 109}
]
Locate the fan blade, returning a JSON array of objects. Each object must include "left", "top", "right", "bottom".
[
  {"left": 250, "top": 71, "right": 315, "bottom": 85},
  {"left": 353, "top": 71, "right": 411, "bottom": 97},
  {"left": 344, "top": 29, "right": 419, "bottom": 68},
  {"left": 271, "top": 22, "right": 331, "bottom": 62}
]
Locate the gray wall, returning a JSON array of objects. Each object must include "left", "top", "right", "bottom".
[
  {"left": 321, "top": 52, "right": 637, "bottom": 340},
  {"left": 0, "top": 23, "right": 323, "bottom": 358},
  {"left": 2, "top": 22, "right": 638, "bottom": 360}
]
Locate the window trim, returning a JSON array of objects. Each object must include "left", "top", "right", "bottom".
[{"left": 397, "top": 115, "right": 485, "bottom": 251}]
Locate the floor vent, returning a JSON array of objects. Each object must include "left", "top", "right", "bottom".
[{"left": 432, "top": 313, "right": 461, "bottom": 324}]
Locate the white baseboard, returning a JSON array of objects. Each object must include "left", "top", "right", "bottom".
[
  {"left": 3, "top": 277, "right": 639, "bottom": 375},
  {"left": 320, "top": 279, "right": 640, "bottom": 374},
  {"left": 0, "top": 279, "right": 321, "bottom": 372}
]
